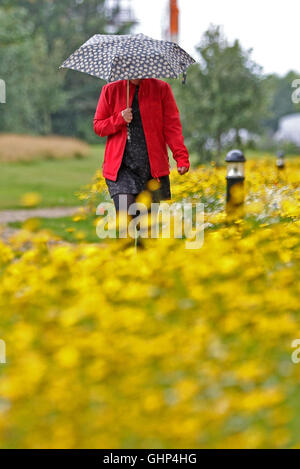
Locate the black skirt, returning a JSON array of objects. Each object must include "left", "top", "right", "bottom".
[{"left": 105, "top": 84, "right": 171, "bottom": 202}]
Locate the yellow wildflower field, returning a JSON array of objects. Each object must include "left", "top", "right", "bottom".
[{"left": 1, "top": 158, "right": 300, "bottom": 448}]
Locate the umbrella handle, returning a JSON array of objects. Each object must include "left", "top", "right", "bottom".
[
  {"left": 127, "top": 79, "right": 129, "bottom": 108},
  {"left": 127, "top": 79, "right": 130, "bottom": 141}
]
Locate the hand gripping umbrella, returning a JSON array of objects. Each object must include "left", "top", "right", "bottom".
[{"left": 59, "top": 33, "right": 196, "bottom": 140}]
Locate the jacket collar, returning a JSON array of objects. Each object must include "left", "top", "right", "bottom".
[{"left": 124, "top": 79, "right": 147, "bottom": 105}]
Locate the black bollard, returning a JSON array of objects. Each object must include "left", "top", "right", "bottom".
[
  {"left": 276, "top": 151, "right": 285, "bottom": 170},
  {"left": 225, "top": 149, "right": 246, "bottom": 216}
]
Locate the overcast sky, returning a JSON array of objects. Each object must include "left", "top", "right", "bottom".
[{"left": 131, "top": 0, "right": 299, "bottom": 76}]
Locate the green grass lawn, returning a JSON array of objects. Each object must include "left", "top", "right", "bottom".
[{"left": 0, "top": 144, "right": 105, "bottom": 209}]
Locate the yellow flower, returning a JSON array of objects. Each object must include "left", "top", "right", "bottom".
[{"left": 20, "top": 192, "right": 42, "bottom": 207}]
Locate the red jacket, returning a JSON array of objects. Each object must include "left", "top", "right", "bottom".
[{"left": 93, "top": 78, "right": 190, "bottom": 181}]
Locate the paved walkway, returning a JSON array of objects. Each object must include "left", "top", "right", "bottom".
[{"left": 0, "top": 206, "right": 81, "bottom": 224}]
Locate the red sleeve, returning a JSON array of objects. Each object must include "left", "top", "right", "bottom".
[
  {"left": 162, "top": 83, "right": 190, "bottom": 169},
  {"left": 93, "top": 85, "right": 127, "bottom": 137}
]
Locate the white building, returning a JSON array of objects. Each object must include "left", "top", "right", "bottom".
[{"left": 274, "top": 113, "right": 300, "bottom": 146}]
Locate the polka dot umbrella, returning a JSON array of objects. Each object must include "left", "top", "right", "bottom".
[{"left": 59, "top": 33, "right": 196, "bottom": 139}]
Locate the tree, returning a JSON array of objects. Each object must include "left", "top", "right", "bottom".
[
  {"left": 0, "top": 0, "right": 135, "bottom": 140},
  {"left": 0, "top": 6, "right": 35, "bottom": 132},
  {"left": 173, "top": 26, "right": 266, "bottom": 163}
]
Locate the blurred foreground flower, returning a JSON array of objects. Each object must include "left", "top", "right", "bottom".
[
  {"left": 0, "top": 157, "right": 300, "bottom": 449},
  {"left": 20, "top": 192, "right": 42, "bottom": 207}
]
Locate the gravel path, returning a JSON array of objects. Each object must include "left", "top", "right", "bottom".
[{"left": 0, "top": 206, "right": 81, "bottom": 224}]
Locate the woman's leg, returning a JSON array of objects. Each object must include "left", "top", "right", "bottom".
[
  {"left": 112, "top": 193, "right": 146, "bottom": 244},
  {"left": 112, "top": 193, "right": 137, "bottom": 213}
]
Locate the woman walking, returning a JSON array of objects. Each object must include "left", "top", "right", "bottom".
[{"left": 93, "top": 78, "right": 190, "bottom": 214}]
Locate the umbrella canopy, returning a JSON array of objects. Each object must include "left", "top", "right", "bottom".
[
  {"left": 59, "top": 33, "right": 196, "bottom": 84},
  {"left": 60, "top": 33, "right": 196, "bottom": 141}
]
